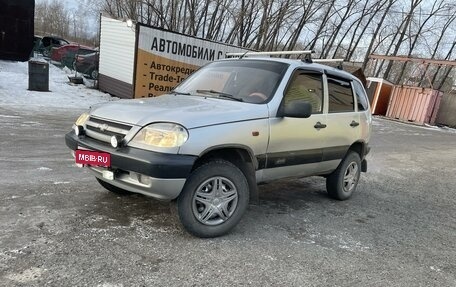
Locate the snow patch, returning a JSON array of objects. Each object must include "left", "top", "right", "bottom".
[
  {"left": 4, "top": 267, "right": 45, "bottom": 284},
  {"left": 430, "top": 266, "right": 442, "bottom": 272},
  {"left": 0, "top": 59, "right": 118, "bottom": 112},
  {"left": 29, "top": 57, "right": 48, "bottom": 64},
  {"left": 0, "top": 114, "right": 22, "bottom": 119},
  {"left": 37, "top": 167, "right": 52, "bottom": 171},
  {"left": 96, "top": 284, "right": 124, "bottom": 287},
  {"left": 53, "top": 181, "right": 70, "bottom": 185}
]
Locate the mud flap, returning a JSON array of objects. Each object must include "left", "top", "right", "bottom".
[{"left": 361, "top": 159, "right": 367, "bottom": 172}]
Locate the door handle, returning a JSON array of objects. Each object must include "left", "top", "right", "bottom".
[
  {"left": 350, "top": 120, "right": 359, "bottom": 127},
  {"left": 314, "top": 122, "right": 327, "bottom": 129}
]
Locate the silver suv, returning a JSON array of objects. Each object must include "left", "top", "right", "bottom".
[{"left": 65, "top": 56, "right": 372, "bottom": 238}]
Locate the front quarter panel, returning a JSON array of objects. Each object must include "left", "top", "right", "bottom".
[{"left": 178, "top": 119, "right": 270, "bottom": 159}]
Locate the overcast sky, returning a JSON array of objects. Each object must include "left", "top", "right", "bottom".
[
  {"left": 35, "top": 0, "right": 83, "bottom": 10},
  {"left": 35, "top": 0, "right": 100, "bottom": 35}
]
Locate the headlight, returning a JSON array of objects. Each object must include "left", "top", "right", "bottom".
[
  {"left": 75, "top": 112, "right": 90, "bottom": 126},
  {"left": 130, "top": 123, "right": 188, "bottom": 148}
]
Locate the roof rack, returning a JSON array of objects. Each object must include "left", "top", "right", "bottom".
[
  {"left": 313, "top": 58, "right": 345, "bottom": 70},
  {"left": 312, "top": 58, "right": 344, "bottom": 63},
  {"left": 225, "top": 50, "right": 345, "bottom": 70},
  {"left": 226, "top": 50, "right": 315, "bottom": 59}
]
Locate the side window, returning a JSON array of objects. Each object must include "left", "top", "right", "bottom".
[
  {"left": 284, "top": 72, "right": 323, "bottom": 114},
  {"left": 352, "top": 80, "right": 368, "bottom": 111},
  {"left": 327, "top": 77, "right": 354, "bottom": 113}
]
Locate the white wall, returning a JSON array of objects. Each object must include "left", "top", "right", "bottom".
[{"left": 99, "top": 16, "right": 135, "bottom": 85}]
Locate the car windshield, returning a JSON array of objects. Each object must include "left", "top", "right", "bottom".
[{"left": 174, "top": 60, "right": 288, "bottom": 104}]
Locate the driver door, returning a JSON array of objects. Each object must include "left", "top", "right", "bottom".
[{"left": 263, "top": 70, "right": 329, "bottom": 181}]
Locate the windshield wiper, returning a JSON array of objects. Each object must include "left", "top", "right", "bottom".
[
  {"left": 171, "top": 90, "right": 191, "bottom": 95},
  {"left": 196, "top": 89, "right": 243, "bottom": 102}
]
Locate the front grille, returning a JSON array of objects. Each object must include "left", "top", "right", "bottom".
[
  {"left": 85, "top": 116, "right": 133, "bottom": 143},
  {"left": 85, "top": 125, "right": 125, "bottom": 137}
]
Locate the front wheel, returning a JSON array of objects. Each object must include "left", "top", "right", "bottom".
[
  {"left": 326, "top": 151, "right": 361, "bottom": 200},
  {"left": 177, "top": 160, "right": 249, "bottom": 238}
]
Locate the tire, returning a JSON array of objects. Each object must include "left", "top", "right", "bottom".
[
  {"left": 177, "top": 160, "right": 249, "bottom": 238},
  {"left": 96, "top": 178, "right": 131, "bottom": 195},
  {"left": 42, "top": 48, "right": 50, "bottom": 57},
  {"left": 326, "top": 151, "right": 361, "bottom": 200},
  {"left": 91, "top": 69, "right": 98, "bottom": 79}
]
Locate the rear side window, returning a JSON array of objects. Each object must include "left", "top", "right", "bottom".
[
  {"left": 327, "top": 77, "right": 354, "bottom": 113},
  {"left": 284, "top": 72, "right": 323, "bottom": 114},
  {"left": 352, "top": 80, "right": 368, "bottom": 111}
]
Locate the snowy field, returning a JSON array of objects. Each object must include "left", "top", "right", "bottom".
[{"left": 0, "top": 59, "right": 117, "bottom": 112}]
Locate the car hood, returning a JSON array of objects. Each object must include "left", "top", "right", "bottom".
[{"left": 89, "top": 94, "right": 269, "bottom": 129}]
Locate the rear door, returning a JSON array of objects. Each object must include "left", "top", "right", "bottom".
[
  {"left": 352, "top": 80, "right": 372, "bottom": 143},
  {"left": 323, "top": 74, "right": 361, "bottom": 165}
]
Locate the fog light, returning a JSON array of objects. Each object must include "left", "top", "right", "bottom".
[
  {"left": 111, "top": 135, "right": 123, "bottom": 148},
  {"left": 138, "top": 174, "right": 152, "bottom": 185},
  {"left": 74, "top": 125, "right": 84, "bottom": 136}
]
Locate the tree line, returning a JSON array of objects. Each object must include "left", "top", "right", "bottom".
[
  {"left": 36, "top": 0, "right": 456, "bottom": 90},
  {"left": 34, "top": 0, "right": 98, "bottom": 47}
]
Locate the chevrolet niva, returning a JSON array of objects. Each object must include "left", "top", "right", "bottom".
[{"left": 65, "top": 55, "right": 372, "bottom": 238}]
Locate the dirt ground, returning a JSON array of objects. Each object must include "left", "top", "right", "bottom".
[{"left": 1, "top": 106, "right": 455, "bottom": 286}]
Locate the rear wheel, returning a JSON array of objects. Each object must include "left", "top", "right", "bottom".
[
  {"left": 177, "top": 160, "right": 249, "bottom": 238},
  {"left": 326, "top": 151, "right": 361, "bottom": 200},
  {"left": 96, "top": 178, "right": 131, "bottom": 195}
]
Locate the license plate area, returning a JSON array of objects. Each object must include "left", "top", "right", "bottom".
[{"left": 75, "top": 150, "right": 111, "bottom": 167}]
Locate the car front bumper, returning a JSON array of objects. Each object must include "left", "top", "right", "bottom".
[{"left": 65, "top": 131, "right": 197, "bottom": 200}]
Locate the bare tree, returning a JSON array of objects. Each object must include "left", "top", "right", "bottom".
[
  {"left": 90, "top": 0, "right": 456, "bottom": 86},
  {"left": 394, "top": 0, "right": 449, "bottom": 83},
  {"left": 435, "top": 40, "right": 456, "bottom": 90},
  {"left": 382, "top": 0, "right": 424, "bottom": 81},
  {"left": 320, "top": 0, "right": 360, "bottom": 58},
  {"left": 361, "top": 0, "right": 398, "bottom": 70}
]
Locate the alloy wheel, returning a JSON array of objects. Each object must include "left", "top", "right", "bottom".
[{"left": 192, "top": 176, "right": 239, "bottom": 226}]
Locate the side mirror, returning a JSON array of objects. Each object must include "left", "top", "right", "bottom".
[{"left": 278, "top": 100, "right": 312, "bottom": 118}]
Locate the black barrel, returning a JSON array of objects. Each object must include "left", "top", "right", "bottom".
[{"left": 28, "top": 60, "right": 49, "bottom": 91}]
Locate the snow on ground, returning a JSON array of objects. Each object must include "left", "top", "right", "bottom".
[{"left": 0, "top": 59, "right": 117, "bottom": 112}]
